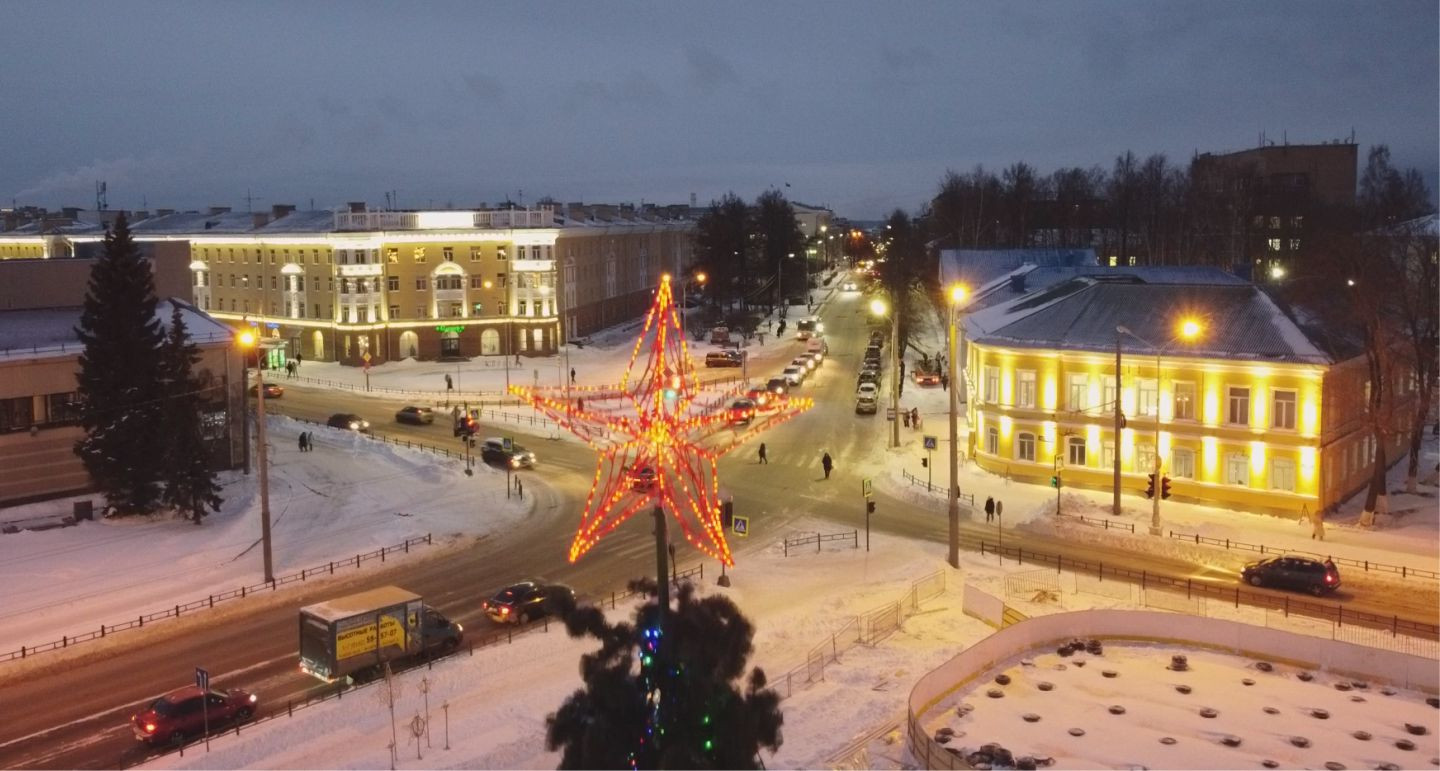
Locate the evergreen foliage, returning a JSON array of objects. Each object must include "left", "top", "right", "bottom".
[
  {"left": 73, "top": 213, "right": 168, "bottom": 516},
  {"left": 546, "top": 578, "right": 783, "bottom": 769},
  {"left": 159, "top": 304, "right": 224, "bottom": 524}
]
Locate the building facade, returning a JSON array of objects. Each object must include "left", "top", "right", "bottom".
[
  {"left": 1, "top": 203, "right": 695, "bottom": 366},
  {"left": 961, "top": 275, "right": 1408, "bottom": 517}
]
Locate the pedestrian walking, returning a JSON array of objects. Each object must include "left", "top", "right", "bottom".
[
  {"left": 911, "top": 408, "right": 920, "bottom": 429},
  {"left": 1311, "top": 510, "right": 1326, "bottom": 541},
  {"left": 903, "top": 410, "right": 911, "bottom": 428},
  {"left": 514, "top": 353, "right": 521, "bottom": 365},
  {"left": 941, "top": 373, "right": 949, "bottom": 391},
  {"left": 295, "top": 353, "right": 303, "bottom": 368},
  {"left": 821, "top": 451, "right": 833, "bottom": 479},
  {"left": 570, "top": 367, "right": 576, "bottom": 385},
  {"left": 995, "top": 499, "right": 1004, "bottom": 519},
  {"left": 758, "top": 443, "right": 768, "bottom": 464},
  {"left": 445, "top": 373, "right": 453, "bottom": 391},
  {"left": 984, "top": 496, "right": 996, "bottom": 523},
  {"left": 298, "top": 432, "right": 307, "bottom": 452},
  {"left": 515, "top": 476, "right": 524, "bottom": 499}
]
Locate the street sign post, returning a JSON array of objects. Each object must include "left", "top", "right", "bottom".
[
  {"left": 732, "top": 515, "right": 749, "bottom": 537},
  {"left": 923, "top": 435, "right": 937, "bottom": 488},
  {"left": 861, "top": 478, "right": 873, "bottom": 498}
]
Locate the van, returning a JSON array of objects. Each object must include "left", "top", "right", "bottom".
[
  {"left": 704, "top": 351, "right": 743, "bottom": 368},
  {"left": 796, "top": 318, "right": 822, "bottom": 340}
]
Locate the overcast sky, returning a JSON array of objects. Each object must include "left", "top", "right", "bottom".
[{"left": 3, "top": 1, "right": 1435, "bottom": 220}]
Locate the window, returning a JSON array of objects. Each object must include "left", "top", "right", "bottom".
[
  {"left": 518, "top": 300, "right": 528, "bottom": 316},
  {"left": 1066, "top": 437, "right": 1087, "bottom": 466},
  {"left": 443, "top": 246, "right": 454, "bottom": 261},
  {"left": 1173, "top": 382, "right": 1195, "bottom": 420},
  {"left": 496, "top": 246, "right": 507, "bottom": 260},
  {"left": 314, "top": 303, "right": 321, "bottom": 318},
  {"left": 1102, "top": 376, "right": 1116, "bottom": 414},
  {"left": 313, "top": 249, "right": 320, "bottom": 264},
  {"left": 389, "top": 305, "right": 399, "bottom": 319},
  {"left": 1101, "top": 441, "right": 1115, "bottom": 469},
  {"left": 270, "top": 275, "right": 277, "bottom": 290},
  {"left": 470, "top": 275, "right": 484, "bottom": 289},
  {"left": 416, "top": 305, "right": 426, "bottom": 319},
  {"left": 0, "top": 396, "right": 37, "bottom": 431},
  {"left": 1272, "top": 389, "right": 1296, "bottom": 430},
  {"left": 415, "top": 277, "right": 428, "bottom": 290},
  {"left": 1267, "top": 238, "right": 1282, "bottom": 252},
  {"left": 386, "top": 248, "right": 399, "bottom": 264},
  {"left": 387, "top": 275, "right": 399, "bottom": 291},
  {"left": 497, "top": 272, "right": 507, "bottom": 286},
  {"left": 1016, "top": 432, "right": 1036, "bottom": 462},
  {"left": 470, "top": 246, "right": 482, "bottom": 261},
  {"left": 985, "top": 427, "right": 998, "bottom": 455},
  {"left": 1067, "top": 374, "right": 1088, "bottom": 411},
  {"left": 413, "top": 247, "right": 426, "bottom": 263},
  {"left": 1136, "top": 443, "right": 1156, "bottom": 474},
  {"left": 1016, "top": 370, "right": 1036, "bottom": 408},
  {"left": 1227, "top": 387, "right": 1250, "bottom": 426},
  {"left": 1225, "top": 452, "right": 1249, "bottom": 486},
  {"left": 984, "top": 366, "right": 999, "bottom": 403},
  {"left": 1171, "top": 448, "right": 1195, "bottom": 479},
  {"left": 517, "top": 245, "right": 527, "bottom": 259},
  {"left": 1137, "top": 379, "right": 1157, "bottom": 417},
  {"left": 357, "top": 306, "right": 368, "bottom": 323},
  {"left": 1271, "top": 457, "right": 1296, "bottom": 492},
  {"left": 296, "top": 276, "right": 305, "bottom": 291},
  {"left": 337, "top": 250, "right": 349, "bottom": 265},
  {"left": 339, "top": 279, "right": 349, "bottom": 295}
]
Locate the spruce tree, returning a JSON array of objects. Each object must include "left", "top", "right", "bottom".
[
  {"left": 546, "top": 579, "right": 783, "bottom": 769},
  {"left": 159, "top": 304, "right": 223, "bottom": 524},
  {"left": 74, "top": 213, "right": 168, "bottom": 516}
]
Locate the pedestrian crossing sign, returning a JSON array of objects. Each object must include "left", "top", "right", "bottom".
[{"left": 732, "top": 515, "right": 749, "bottom": 537}]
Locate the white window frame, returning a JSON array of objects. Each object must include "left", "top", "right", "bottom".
[
  {"left": 1016, "top": 370, "right": 1036, "bottom": 409},
  {"left": 985, "top": 426, "right": 999, "bottom": 455},
  {"left": 984, "top": 366, "right": 999, "bottom": 404},
  {"left": 1136, "top": 443, "right": 1156, "bottom": 474},
  {"left": 1225, "top": 452, "right": 1250, "bottom": 486},
  {"left": 1101, "top": 441, "right": 1115, "bottom": 469},
  {"left": 1171, "top": 448, "right": 1195, "bottom": 479},
  {"left": 1102, "top": 376, "right": 1117, "bottom": 414},
  {"left": 1227, "top": 387, "right": 1250, "bottom": 426},
  {"left": 1271, "top": 457, "right": 1296, "bottom": 492},
  {"left": 1067, "top": 374, "right": 1088, "bottom": 412},
  {"left": 1272, "top": 389, "right": 1297, "bottom": 431},
  {"left": 1137, "top": 379, "right": 1158, "bottom": 417},
  {"left": 1066, "top": 437, "right": 1087, "bottom": 466},
  {"left": 1172, "top": 381, "right": 1195, "bottom": 421},
  {"left": 1016, "top": 432, "right": 1036, "bottom": 462}
]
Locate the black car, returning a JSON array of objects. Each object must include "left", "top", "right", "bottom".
[
  {"left": 765, "top": 377, "right": 789, "bottom": 396},
  {"left": 1241, "top": 555, "right": 1341, "bottom": 596},
  {"left": 857, "top": 369, "right": 882, "bottom": 387},
  {"left": 480, "top": 437, "right": 536, "bottom": 468},
  {"left": 248, "top": 383, "right": 284, "bottom": 399},
  {"left": 395, "top": 405, "right": 435, "bottom": 425},
  {"left": 326, "top": 413, "right": 371, "bottom": 433},
  {"left": 483, "top": 581, "right": 575, "bottom": 624}
]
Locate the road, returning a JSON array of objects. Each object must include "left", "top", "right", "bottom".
[{"left": 0, "top": 286, "right": 1434, "bottom": 769}]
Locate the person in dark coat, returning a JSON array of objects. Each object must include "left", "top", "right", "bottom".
[
  {"left": 821, "top": 452, "right": 833, "bottom": 479},
  {"left": 298, "top": 432, "right": 307, "bottom": 452},
  {"left": 445, "top": 373, "right": 453, "bottom": 391},
  {"left": 570, "top": 367, "right": 576, "bottom": 384},
  {"left": 984, "top": 496, "right": 996, "bottom": 523},
  {"left": 758, "top": 443, "right": 768, "bottom": 464}
]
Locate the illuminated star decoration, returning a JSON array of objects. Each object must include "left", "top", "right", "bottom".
[{"left": 511, "top": 275, "right": 811, "bottom": 567}]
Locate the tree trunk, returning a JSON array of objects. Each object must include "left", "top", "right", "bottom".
[
  {"left": 1360, "top": 434, "right": 1388, "bottom": 527},
  {"left": 1405, "top": 382, "right": 1433, "bottom": 494}
]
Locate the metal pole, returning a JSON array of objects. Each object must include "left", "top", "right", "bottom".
[
  {"left": 1151, "top": 347, "right": 1163, "bottom": 536},
  {"left": 1112, "top": 331, "right": 1123, "bottom": 515},
  {"left": 255, "top": 353, "right": 274, "bottom": 582},
  {"left": 653, "top": 505, "right": 669, "bottom": 620},
  {"left": 889, "top": 300, "right": 900, "bottom": 448},
  {"left": 947, "top": 302, "right": 960, "bottom": 568},
  {"left": 240, "top": 354, "right": 250, "bottom": 475}
]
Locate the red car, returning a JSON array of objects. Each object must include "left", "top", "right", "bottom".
[
  {"left": 913, "top": 370, "right": 941, "bottom": 386},
  {"left": 131, "top": 685, "right": 258, "bottom": 745},
  {"left": 728, "top": 398, "right": 756, "bottom": 425}
]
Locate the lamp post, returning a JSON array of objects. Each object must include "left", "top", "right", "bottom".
[
  {"left": 871, "top": 298, "right": 900, "bottom": 448},
  {"left": 238, "top": 330, "right": 275, "bottom": 583},
  {"left": 1116, "top": 320, "right": 1203, "bottom": 535},
  {"left": 946, "top": 284, "right": 969, "bottom": 569}
]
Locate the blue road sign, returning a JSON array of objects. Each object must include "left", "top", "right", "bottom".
[
  {"left": 923, "top": 435, "right": 937, "bottom": 450},
  {"left": 732, "top": 515, "right": 749, "bottom": 537}
]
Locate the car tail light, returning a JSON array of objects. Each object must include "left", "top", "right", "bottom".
[
  {"left": 500, "top": 606, "right": 510, "bottom": 616},
  {"left": 143, "top": 722, "right": 156, "bottom": 734},
  {"left": 248, "top": 694, "right": 258, "bottom": 703},
  {"left": 1325, "top": 572, "right": 1337, "bottom": 584}
]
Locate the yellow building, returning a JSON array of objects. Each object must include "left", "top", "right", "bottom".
[
  {"left": 961, "top": 276, "right": 1410, "bottom": 517},
  {"left": 0, "top": 203, "right": 694, "bottom": 366}
]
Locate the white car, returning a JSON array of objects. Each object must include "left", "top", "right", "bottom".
[
  {"left": 856, "top": 382, "right": 879, "bottom": 400},
  {"left": 791, "top": 356, "right": 816, "bottom": 374},
  {"left": 781, "top": 365, "right": 806, "bottom": 386}
]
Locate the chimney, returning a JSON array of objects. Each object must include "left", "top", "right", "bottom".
[
  {"left": 271, "top": 204, "right": 296, "bottom": 220},
  {"left": 348, "top": 201, "right": 367, "bottom": 213},
  {"left": 252, "top": 213, "right": 270, "bottom": 229},
  {"left": 1009, "top": 274, "right": 1027, "bottom": 293},
  {"left": 208, "top": 206, "right": 232, "bottom": 215}
]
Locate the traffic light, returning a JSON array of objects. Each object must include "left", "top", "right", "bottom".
[
  {"left": 1161, "top": 475, "right": 1173, "bottom": 500},
  {"left": 722, "top": 500, "right": 734, "bottom": 529},
  {"left": 1145, "top": 473, "right": 1157, "bottom": 499},
  {"left": 1050, "top": 475, "right": 1059, "bottom": 488},
  {"left": 866, "top": 500, "right": 876, "bottom": 515},
  {"left": 921, "top": 457, "right": 928, "bottom": 468}
]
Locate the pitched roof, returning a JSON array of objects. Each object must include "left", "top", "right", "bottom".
[{"left": 963, "top": 278, "right": 1336, "bottom": 365}]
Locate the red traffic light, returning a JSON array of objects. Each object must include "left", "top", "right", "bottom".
[
  {"left": 1161, "top": 475, "right": 1173, "bottom": 500},
  {"left": 1145, "top": 473, "right": 1157, "bottom": 499}
]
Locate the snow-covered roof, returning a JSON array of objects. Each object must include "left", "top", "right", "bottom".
[
  {"left": 939, "top": 248, "right": 1098, "bottom": 291},
  {"left": 300, "top": 586, "right": 420, "bottom": 622},
  {"left": 964, "top": 277, "right": 1336, "bottom": 365},
  {"left": 0, "top": 298, "right": 233, "bottom": 361}
]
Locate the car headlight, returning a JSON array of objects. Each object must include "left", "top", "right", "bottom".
[{"left": 348, "top": 422, "right": 359, "bottom": 430}]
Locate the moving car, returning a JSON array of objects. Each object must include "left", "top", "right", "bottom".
[
  {"left": 841, "top": 279, "right": 858, "bottom": 291},
  {"left": 480, "top": 437, "right": 536, "bottom": 468},
  {"left": 627, "top": 464, "right": 658, "bottom": 490},
  {"left": 745, "top": 387, "right": 774, "bottom": 410},
  {"left": 805, "top": 338, "right": 828, "bottom": 359},
  {"left": 483, "top": 581, "right": 575, "bottom": 625},
  {"left": 796, "top": 318, "right": 823, "bottom": 340},
  {"left": 131, "top": 685, "right": 257, "bottom": 745},
  {"left": 800, "top": 351, "right": 824, "bottom": 370},
  {"left": 766, "top": 377, "right": 789, "bottom": 396},
  {"left": 791, "top": 356, "right": 816, "bottom": 374},
  {"left": 705, "top": 350, "right": 743, "bottom": 368},
  {"left": 728, "top": 398, "right": 756, "bottom": 425},
  {"left": 395, "top": 405, "right": 435, "bottom": 424},
  {"left": 248, "top": 383, "right": 284, "bottom": 399},
  {"left": 326, "top": 413, "right": 371, "bottom": 432},
  {"left": 913, "top": 369, "right": 942, "bottom": 386},
  {"left": 781, "top": 365, "right": 806, "bottom": 386},
  {"left": 1241, "top": 555, "right": 1341, "bottom": 596}
]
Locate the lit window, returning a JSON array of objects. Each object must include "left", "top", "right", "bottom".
[
  {"left": 1172, "top": 382, "right": 1195, "bottom": 420},
  {"left": 1102, "top": 376, "right": 1117, "bottom": 414},
  {"left": 1137, "top": 379, "right": 1157, "bottom": 417},
  {"left": 1016, "top": 371, "right": 1036, "bottom": 408},
  {"left": 985, "top": 427, "right": 998, "bottom": 455},
  {"left": 1136, "top": 443, "right": 1156, "bottom": 474},
  {"left": 470, "top": 246, "right": 482, "bottom": 261},
  {"left": 1016, "top": 432, "right": 1035, "bottom": 462},
  {"left": 413, "top": 247, "right": 426, "bottom": 263},
  {"left": 1225, "top": 452, "right": 1249, "bottom": 486},
  {"left": 443, "top": 247, "right": 454, "bottom": 262},
  {"left": 1271, "top": 457, "right": 1296, "bottom": 492},
  {"left": 1067, "top": 375, "right": 1088, "bottom": 411},
  {"left": 984, "top": 366, "right": 999, "bottom": 403},
  {"left": 1171, "top": 448, "right": 1195, "bottom": 479},
  {"left": 1227, "top": 387, "right": 1250, "bottom": 426},
  {"left": 1272, "top": 390, "right": 1296, "bottom": 430},
  {"left": 387, "top": 248, "right": 399, "bottom": 264},
  {"left": 1066, "top": 437, "right": 1087, "bottom": 466}
]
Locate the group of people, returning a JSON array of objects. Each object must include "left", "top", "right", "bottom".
[
  {"left": 901, "top": 407, "right": 922, "bottom": 429},
  {"left": 297, "top": 431, "right": 316, "bottom": 452},
  {"left": 984, "top": 495, "right": 1004, "bottom": 522}
]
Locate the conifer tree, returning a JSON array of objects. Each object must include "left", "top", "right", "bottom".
[
  {"left": 546, "top": 579, "right": 783, "bottom": 769},
  {"left": 74, "top": 213, "right": 168, "bottom": 516},
  {"left": 159, "top": 304, "right": 223, "bottom": 524}
]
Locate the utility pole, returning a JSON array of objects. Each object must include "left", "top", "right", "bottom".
[{"left": 1113, "top": 332, "right": 1123, "bottom": 516}]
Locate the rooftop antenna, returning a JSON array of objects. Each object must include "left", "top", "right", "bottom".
[
  {"left": 518, "top": 189, "right": 524, "bottom": 208},
  {"left": 243, "top": 189, "right": 260, "bottom": 213},
  {"left": 95, "top": 181, "right": 107, "bottom": 211}
]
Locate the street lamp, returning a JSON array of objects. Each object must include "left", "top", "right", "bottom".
[
  {"left": 870, "top": 297, "right": 901, "bottom": 449},
  {"left": 946, "top": 283, "right": 969, "bottom": 569},
  {"left": 1115, "top": 319, "right": 1203, "bottom": 535},
  {"left": 237, "top": 330, "right": 275, "bottom": 582}
]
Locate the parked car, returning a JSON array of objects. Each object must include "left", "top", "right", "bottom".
[
  {"left": 728, "top": 398, "right": 756, "bottom": 425},
  {"left": 480, "top": 437, "right": 536, "bottom": 468},
  {"left": 781, "top": 365, "right": 806, "bottom": 386},
  {"left": 705, "top": 350, "right": 743, "bottom": 368},
  {"left": 864, "top": 344, "right": 883, "bottom": 362},
  {"left": 708, "top": 326, "right": 731, "bottom": 344},
  {"left": 1241, "top": 555, "right": 1341, "bottom": 596},
  {"left": 857, "top": 369, "right": 882, "bottom": 387},
  {"left": 326, "top": 413, "right": 371, "bottom": 433},
  {"left": 855, "top": 392, "right": 879, "bottom": 415},
  {"left": 131, "top": 685, "right": 257, "bottom": 745},
  {"left": 766, "top": 377, "right": 789, "bottom": 396},
  {"left": 248, "top": 383, "right": 284, "bottom": 399},
  {"left": 395, "top": 405, "right": 435, "bottom": 425},
  {"left": 482, "top": 581, "right": 575, "bottom": 625},
  {"left": 869, "top": 330, "right": 885, "bottom": 347}
]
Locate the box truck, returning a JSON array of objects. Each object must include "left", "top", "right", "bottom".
[{"left": 298, "top": 586, "right": 463, "bottom": 683}]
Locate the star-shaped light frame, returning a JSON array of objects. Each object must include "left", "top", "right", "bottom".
[{"left": 511, "top": 275, "right": 811, "bottom": 566}]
